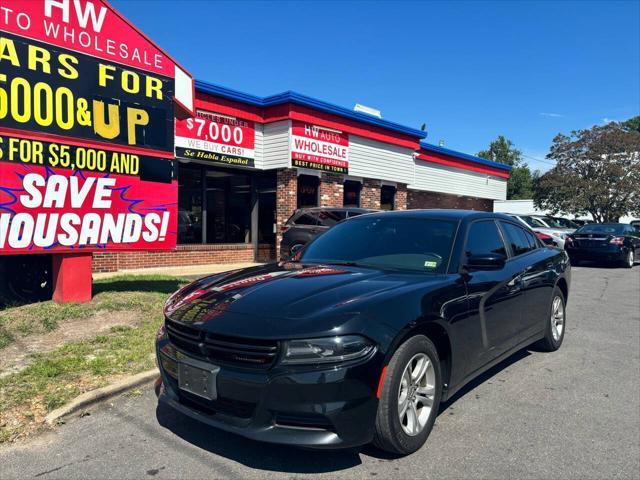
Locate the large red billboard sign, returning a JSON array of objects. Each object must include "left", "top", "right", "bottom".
[
  {"left": 290, "top": 121, "right": 349, "bottom": 174},
  {"left": 0, "top": 0, "right": 193, "bottom": 254},
  {"left": 0, "top": 135, "right": 177, "bottom": 252},
  {"left": 175, "top": 110, "right": 256, "bottom": 168}
]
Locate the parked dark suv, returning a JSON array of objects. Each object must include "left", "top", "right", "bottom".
[{"left": 280, "top": 207, "right": 377, "bottom": 260}]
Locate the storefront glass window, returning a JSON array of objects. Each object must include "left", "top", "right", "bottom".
[
  {"left": 297, "top": 175, "right": 319, "bottom": 208},
  {"left": 343, "top": 180, "right": 361, "bottom": 207},
  {"left": 178, "top": 164, "right": 203, "bottom": 244},
  {"left": 381, "top": 185, "right": 396, "bottom": 211},
  {"left": 178, "top": 164, "right": 252, "bottom": 244}
]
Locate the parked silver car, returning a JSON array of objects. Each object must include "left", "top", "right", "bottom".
[{"left": 506, "top": 214, "right": 576, "bottom": 248}]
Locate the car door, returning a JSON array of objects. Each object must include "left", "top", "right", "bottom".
[
  {"left": 499, "top": 221, "right": 554, "bottom": 339},
  {"left": 461, "top": 220, "right": 524, "bottom": 373}
]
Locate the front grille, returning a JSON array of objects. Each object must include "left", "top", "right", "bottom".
[{"left": 165, "top": 318, "right": 279, "bottom": 368}]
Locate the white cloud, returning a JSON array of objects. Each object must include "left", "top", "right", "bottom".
[
  {"left": 601, "top": 117, "right": 620, "bottom": 124},
  {"left": 539, "top": 112, "right": 565, "bottom": 118}
]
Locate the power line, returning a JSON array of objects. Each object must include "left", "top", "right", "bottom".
[{"left": 521, "top": 153, "right": 556, "bottom": 165}]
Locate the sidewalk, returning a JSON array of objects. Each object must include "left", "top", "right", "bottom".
[{"left": 92, "top": 262, "right": 264, "bottom": 280}]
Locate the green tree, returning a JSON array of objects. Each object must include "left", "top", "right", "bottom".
[
  {"left": 622, "top": 115, "right": 640, "bottom": 134},
  {"left": 477, "top": 136, "right": 533, "bottom": 199},
  {"left": 533, "top": 122, "right": 640, "bottom": 222}
]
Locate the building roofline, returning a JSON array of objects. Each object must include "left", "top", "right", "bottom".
[
  {"left": 419, "top": 142, "right": 513, "bottom": 171},
  {"left": 195, "top": 80, "right": 428, "bottom": 139}
]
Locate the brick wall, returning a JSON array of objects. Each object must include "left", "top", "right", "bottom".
[
  {"left": 275, "top": 169, "right": 297, "bottom": 259},
  {"left": 92, "top": 244, "right": 273, "bottom": 273},
  {"left": 361, "top": 178, "right": 381, "bottom": 209},
  {"left": 407, "top": 189, "right": 493, "bottom": 211},
  {"left": 396, "top": 184, "right": 408, "bottom": 210},
  {"left": 319, "top": 173, "right": 344, "bottom": 207}
]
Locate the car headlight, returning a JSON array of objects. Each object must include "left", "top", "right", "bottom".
[{"left": 281, "top": 335, "right": 375, "bottom": 365}]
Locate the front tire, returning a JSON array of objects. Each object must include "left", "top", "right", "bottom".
[
  {"left": 535, "top": 286, "right": 566, "bottom": 352},
  {"left": 373, "top": 335, "right": 442, "bottom": 455}
]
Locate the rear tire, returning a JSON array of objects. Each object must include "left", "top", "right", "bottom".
[
  {"left": 622, "top": 249, "right": 634, "bottom": 268},
  {"left": 535, "top": 286, "right": 566, "bottom": 352},
  {"left": 373, "top": 335, "right": 442, "bottom": 455}
]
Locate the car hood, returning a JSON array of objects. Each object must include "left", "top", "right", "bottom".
[{"left": 164, "top": 262, "right": 447, "bottom": 338}]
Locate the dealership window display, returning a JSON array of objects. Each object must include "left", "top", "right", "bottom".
[
  {"left": 297, "top": 175, "right": 320, "bottom": 208},
  {"left": 344, "top": 180, "right": 361, "bottom": 207},
  {"left": 177, "top": 164, "right": 252, "bottom": 244},
  {"left": 381, "top": 185, "right": 397, "bottom": 210}
]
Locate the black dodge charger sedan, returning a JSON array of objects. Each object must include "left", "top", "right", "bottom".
[
  {"left": 156, "top": 210, "right": 571, "bottom": 455},
  {"left": 565, "top": 223, "right": 639, "bottom": 268}
]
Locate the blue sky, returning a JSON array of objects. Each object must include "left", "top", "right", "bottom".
[{"left": 113, "top": 0, "right": 639, "bottom": 172}]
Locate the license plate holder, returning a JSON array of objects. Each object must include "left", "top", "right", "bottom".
[{"left": 177, "top": 354, "right": 220, "bottom": 400}]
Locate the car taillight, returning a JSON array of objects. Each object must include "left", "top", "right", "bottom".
[
  {"left": 610, "top": 236, "right": 625, "bottom": 245},
  {"left": 281, "top": 225, "right": 291, "bottom": 233},
  {"left": 536, "top": 232, "right": 552, "bottom": 240},
  {"left": 564, "top": 236, "right": 573, "bottom": 244}
]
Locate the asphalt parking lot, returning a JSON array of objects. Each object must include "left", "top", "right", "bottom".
[{"left": 1, "top": 265, "right": 638, "bottom": 480}]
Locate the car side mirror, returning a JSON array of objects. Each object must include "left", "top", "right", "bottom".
[{"left": 465, "top": 253, "right": 506, "bottom": 270}]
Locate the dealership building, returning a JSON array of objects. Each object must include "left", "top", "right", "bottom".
[{"left": 93, "top": 81, "right": 511, "bottom": 272}]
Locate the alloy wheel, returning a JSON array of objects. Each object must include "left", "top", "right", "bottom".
[
  {"left": 551, "top": 296, "right": 565, "bottom": 342},
  {"left": 629, "top": 250, "right": 635, "bottom": 267},
  {"left": 398, "top": 353, "right": 436, "bottom": 436}
]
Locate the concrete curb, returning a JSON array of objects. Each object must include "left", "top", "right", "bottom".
[{"left": 44, "top": 370, "right": 159, "bottom": 425}]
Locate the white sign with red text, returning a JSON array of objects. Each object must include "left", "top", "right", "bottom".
[
  {"left": 175, "top": 110, "right": 256, "bottom": 167},
  {"left": 290, "top": 121, "right": 349, "bottom": 174}
]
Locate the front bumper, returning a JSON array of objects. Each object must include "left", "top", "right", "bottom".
[{"left": 155, "top": 338, "right": 382, "bottom": 449}]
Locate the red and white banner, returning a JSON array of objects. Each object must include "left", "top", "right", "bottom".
[
  {"left": 0, "top": 0, "right": 194, "bottom": 109},
  {"left": 291, "top": 121, "right": 349, "bottom": 174},
  {"left": 0, "top": 135, "right": 177, "bottom": 253},
  {"left": 175, "top": 110, "right": 256, "bottom": 167},
  {"left": 0, "top": 0, "right": 193, "bottom": 254}
]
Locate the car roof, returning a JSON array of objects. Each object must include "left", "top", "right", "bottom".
[{"left": 361, "top": 209, "right": 516, "bottom": 221}]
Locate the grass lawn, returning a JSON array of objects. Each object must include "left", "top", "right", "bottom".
[{"left": 0, "top": 274, "right": 188, "bottom": 443}]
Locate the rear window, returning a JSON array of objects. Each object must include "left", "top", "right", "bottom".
[
  {"left": 317, "top": 210, "right": 347, "bottom": 227},
  {"left": 520, "top": 216, "right": 547, "bottom": 228},
  {"left": 293, "top": 212, "right": 319, "bottom": 226},
  {"left": 575, "top": 224, "right": 626, "bottom": 235}
]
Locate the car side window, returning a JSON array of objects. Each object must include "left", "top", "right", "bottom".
[
  {"left": 465, "top": 221, "right": 507, "bottom": 257},
  {"left": 500, "top": 222, "right": 535, "bottom": 256},
  {"left": 294, "top": 213, "right": 319, "bottom": 226},
  {"left": 318, "top": 210, "right": 347, "bottom": 227},
  {"left": 523, "top": 229, "right": 540, "bottom": 249}
]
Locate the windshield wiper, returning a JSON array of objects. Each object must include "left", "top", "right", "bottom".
[{"left": 315, "top": 261, "right": 363, "bottom": 267}]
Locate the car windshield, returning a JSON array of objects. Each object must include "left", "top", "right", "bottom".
[
  {"left": 539, "top": 217, "right": 567, "bottom": 228},
  {"left": 301, "top": 216, "right": 459, "bottom": 273},
  {"left": 520, "top": 216, "right": 548, "bottom": 228},
  {"left": 551, "top": 218, "right": 579, "bottom": 229},
  {"left": 575, "top": 224, "right": 626, "bottom": 235}
]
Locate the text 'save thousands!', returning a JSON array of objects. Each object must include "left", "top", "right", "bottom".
[
  {"left": 175, "top": 111, "right": 256, "bottom": 167},
  {"left": 0, "top": 135, "right": 177, "bottom": 253},
  {"left": 290, "top": 121, "right": 349, "bottom": 174}
]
